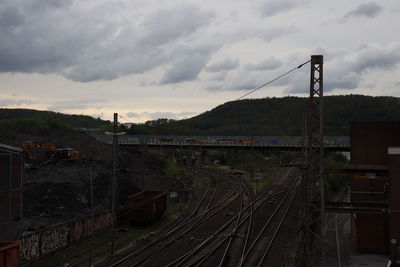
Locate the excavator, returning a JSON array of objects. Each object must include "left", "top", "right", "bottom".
[{"left": 22, "top": 141, "right": 80, "bottom": 161}]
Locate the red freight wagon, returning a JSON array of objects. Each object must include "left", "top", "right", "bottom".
[
  {"left": 127, "top": 191, "right": 167, "bottom": 225},
  {"left": 184, "top": 138, "right": 196, "bottom": 143},
  {"left": 0, "top": 241, "right": 20, "bottom": 267},
  {"left": 239, "top": 139, "right": 256, "bottom": 144}
]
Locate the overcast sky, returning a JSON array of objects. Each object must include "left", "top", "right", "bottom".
[{"left": 1, "top": 0, "right": 399, "bottom": 122}]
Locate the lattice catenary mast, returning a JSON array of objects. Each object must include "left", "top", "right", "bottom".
[{"left": 303, "top": 55, "right": 326, "bottom": 267}]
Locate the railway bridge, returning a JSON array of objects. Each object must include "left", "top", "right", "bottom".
[{"left": 95, "top": 134, "right": 350, "bottom": 151}]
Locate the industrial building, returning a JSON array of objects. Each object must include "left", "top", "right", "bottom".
[
  {"left": 346, "top": 122, "right": 400, "bottom": 265},
  {"left": 0, "top": 144, "right": 23, "bottom": 240}
]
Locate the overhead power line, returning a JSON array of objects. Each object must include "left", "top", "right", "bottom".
[
  {"left": 118, "top": 114, "right": 131, "bottom": 124},
  {"left": 115, "top": 59, "right": 310, "bottom": 125},
  {"left": 236, "top": 59, "right": 311, "bottom": 101}
]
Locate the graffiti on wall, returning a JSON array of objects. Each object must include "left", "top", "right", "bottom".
[
  {"left": 20, "top": 232, "right": 40, "bottom": 261},
  {"left": 70, "top": 212, "right": 112, "bottom": 241},
  {"left": 40, "top": 225, "right": 69, "bottom": 255},
  {"left": 19, "top": 211, "right": 112, "bottom": 262}
]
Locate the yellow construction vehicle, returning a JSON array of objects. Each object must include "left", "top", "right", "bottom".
[
  {"left": 22, "top": 141, "right": 79, "bottom": 161},
  {"left": 54, "top": 147, "right": 80, "bottom": 161}
]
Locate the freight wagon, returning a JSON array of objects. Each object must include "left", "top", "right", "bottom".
[
  {"left": 217, "top": 138, "right": 235, "bottom": 144},
  {"left": 127, "top": 191, "right": 167, "bottom": 225},
  {"left": 0, "top": 241, "right": 20, "bottom": 267},
  {"left": 184, "top": 138, "right": 196, "bottom": 143},
  {"left": 239, "top": 139, "right": 256, "bottom": 144},
  {"left": 200, "top": 138, "right": 216, "bottom": 143}
]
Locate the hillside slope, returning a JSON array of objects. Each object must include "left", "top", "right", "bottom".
[
  {"left": 0, "top": 127, "right": 174, "bottom": 230},
  {"left": 129, "top": 95, "right": 400, "bottom": 136},
  {"left": 0, "top": 108, "right": 111, "bottom": 131}
]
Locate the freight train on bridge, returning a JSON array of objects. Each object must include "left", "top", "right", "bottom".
[{"left": 95, "top": 135, "right": 350, "bottom": 151}]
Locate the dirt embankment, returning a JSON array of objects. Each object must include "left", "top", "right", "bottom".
[{"left": 0, "top": 128, "right": 176, "bottom": 230}]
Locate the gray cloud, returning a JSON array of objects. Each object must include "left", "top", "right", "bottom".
[
  {"left": 0, "top": 1, "right": 299, "bottom": 85},
  {"left": 245, "top": 58, "right": 282, "bottom": 71},
  {"left": 160, "top": 25, "right": 296, "bottom": 85},
  {"left": 351, "top": 43, "right": 400, "bottom": 72},
  {"left": 325, "top": 72, "right": 360, "bottom": 91},
  {"left": 204, "top": 42, "right": 400, "bottom": 95},
  {"left": 0, "top": 99, "right": 34, "bottom": 106},
  {"left": 283, "top": 70, "right": 360, "bottom": 94},
  {"left": 160, "top": 52, "right": 211, "bottom": 84},
  {"left": 0, "top": 2, "right": 215, "bottom": 82},
  {"left": 21, "top": 0, "right": 73, "bottom": 11},
  {"left": 229, "top": 80, "right": 258, "bottom": 92},
  {"left": 139, "top": 6, "right": 214, "bottom": 47},
  {"left": 48, "top": 99, "right": 105, "bottom": 111},
  {"left": 284, "top": 43, "right": 400, "bottom": 93},
  {"left": 37, "top": 0, "right": 73, "bottom": 9},
  {"left": 0, "top": 6, "right": 24, "bottom": 29},
  {"left": 206, "top": 73, "right": 258, "bottom": 92},
  {"left": 260, "top": 0, "right": 300, "bottom": 17},
  {"left": 205, "top": 59, "right": 240, "bottom": 73},
  {"left": 0, "top": 1, "right": 105, "bottom": 74},
  {"left": 126, "top": 112, "right": 140, "bottom": 118},
  {"left": 257, "top": 26, "right": 297, "bottom": 42},
  {"left": 209, "top": 72, "right": 228, "bottom": 82},
  {"left": 344, "top": 2, "right": 382, "bottom": 18}
]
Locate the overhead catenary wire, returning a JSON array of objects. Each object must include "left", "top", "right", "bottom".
[
  {"left": 236, "top": 59, "right": 311, "bottom": 101},
  {"left": 118, "top": 114, "right": 128, "bottom": 122},
  {"left": 118, "top": 114, "right": 133, "bottom": 124},
  {"left": 115, "top": 59, "right": 311, "bottom": 124}
]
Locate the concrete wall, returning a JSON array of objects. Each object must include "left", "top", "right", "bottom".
[{"left": 19, "top": 211, "right": 112, "bottom": 262}]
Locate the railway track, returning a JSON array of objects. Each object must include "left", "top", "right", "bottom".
[
  {"left": 181, "top": 170, "right": 299, "bottom": 267},
  {"left": 105, "top": 169, "right": 240, "bottom": 267},
  {"left": 105, "top": 166, "right": 301, "bottom": 267},
  {"left": 326, "top": 186, "right": 350, "bottom": 267},
  {"left": 164, "top": 174, "right": 253, "bottom": 267}
]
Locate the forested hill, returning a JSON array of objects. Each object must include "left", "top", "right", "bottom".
[
  {"left": 128, "top": 95, "right": 400, "bottom": 136},
  {"left": 0, "top": 108, "right": 111, "bottom": 131},
  {"left": 2, "top": 95, "right": 400, "bottom": 136}
]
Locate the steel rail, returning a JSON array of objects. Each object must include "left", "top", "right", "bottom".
[
  {"left": 189, "top": 191, "right": 289, "bottom": 267},
  {"left": 127, "top": 177, "right": 221, "bottom": 266},
  {"left": 257, "top": 190, "right": 298, "bottom": 266},
  {"left": 238, "top": 188, "right": 292, "bottom": 267},
  {"left": 123, "top": 172, "right": 241, "bottom": 266},
  {"left": 111, "top": 168, "right": 298, "bottom": 267},
  {"left": 188, "top": 173, "right": 299, "bottom": 267},
  {"left": 218, "top": 175, "right": 252, "bottom": 267},
  {"left": 169, "top": 187, "right": 298, "bottom": 267},
  {"left": 109, "top": 173, "right": 218, "bottom": 267}
]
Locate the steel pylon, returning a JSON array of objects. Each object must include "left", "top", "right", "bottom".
[{"left": 303, "top": 55, "right": 326, "bottom": 267}]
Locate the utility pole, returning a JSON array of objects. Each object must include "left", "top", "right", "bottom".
[
  {"left": 90, "top": 168, "right": 93, "bottom": 216},
  {"left": 112, "top": 112, "right": 118, "bottom": 230},
  {"left": 105, "top": 114, "right": 125, "bottom": 231},
  {"left": 303, "top": 55, "right": 325, "bottom": 267}
]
